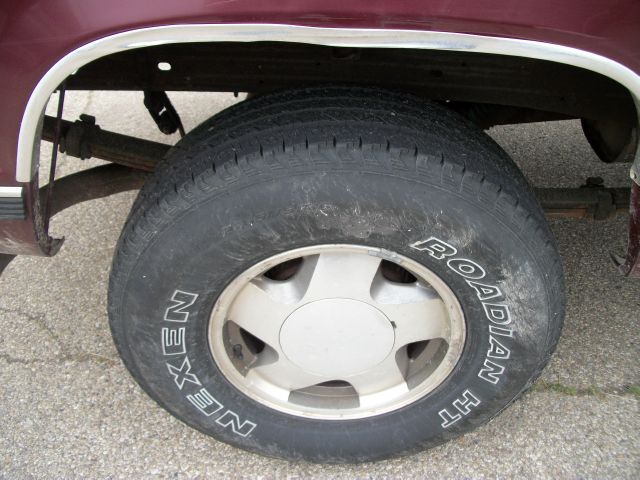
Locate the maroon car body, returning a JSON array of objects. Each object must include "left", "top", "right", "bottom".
[{"left": 0, "top": 0, "right": 639, "bottom": 273}]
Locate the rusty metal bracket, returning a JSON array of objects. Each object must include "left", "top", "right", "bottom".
[
  {"left": 0, "top": 164, "right": 148, "bottom": 277},
  {"left": 612, "top": 182, "right": 640, "bottom": 277}
]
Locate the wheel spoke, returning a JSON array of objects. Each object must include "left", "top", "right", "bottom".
[
  {"left": 227, "top": 281, "right": 293, "bottom": 349},
  {"left": 302, "top": 252, "right": 382, "bottom": 301},
  {"left": 244, "top": 353, "right": 326, "bottom": 401},
  {"left": 387, "top": 299, "right": 449, "bottom": 348},
  {"left": 374, "top": 283, "right": 449, "bottom": 348},
  {"left": 345, "top": 356, "right": 409, "bottom": 409}
]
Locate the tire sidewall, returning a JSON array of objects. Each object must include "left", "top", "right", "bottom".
[{"left": 110, "top": 168, "right": 554, "bottom": 462}]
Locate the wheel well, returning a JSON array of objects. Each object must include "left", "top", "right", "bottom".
[
  {"left": 67, "top": 41, "right": 634, "bottom": 123},
  {"left": 19, "top": 26, "right": 640, "bottom": 182},
  {"left": 64, "top": 41, "right": 637, "bottom": 162}
]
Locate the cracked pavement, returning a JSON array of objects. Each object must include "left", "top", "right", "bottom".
[{"left": 1, "top": 92, "right": 639, "bottom": 479}]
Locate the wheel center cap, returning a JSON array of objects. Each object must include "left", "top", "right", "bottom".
[{"left": 279, "top": 298, "right": 395, "bottom": 378}]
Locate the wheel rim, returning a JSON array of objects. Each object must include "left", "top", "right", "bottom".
[{"left": 208, "top": 245, "right": 466, "bottom": 420}]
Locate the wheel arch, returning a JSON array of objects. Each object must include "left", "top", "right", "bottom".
[{"left": 17, "top": 24, "right": 640, "bottom": 184}]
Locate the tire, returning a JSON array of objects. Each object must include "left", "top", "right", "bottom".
[{"left": 108, "top": 87, "right": 565, "bottom": 463}]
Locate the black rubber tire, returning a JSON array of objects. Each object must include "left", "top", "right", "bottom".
[{"left": 108, "top": 87, "right": 565, "bottom": 463}]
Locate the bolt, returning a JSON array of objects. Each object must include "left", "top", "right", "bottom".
[{"left": 232, "top": 344, "right": 244, "bottom": 359}]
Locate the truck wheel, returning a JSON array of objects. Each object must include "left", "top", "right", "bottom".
[{"left": 108, "top": 87, "right": 564, "bottom": 463}]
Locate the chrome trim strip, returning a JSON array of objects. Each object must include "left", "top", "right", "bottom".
[
  {"left": 0, "top": 186, "right": 23, "bottom": 198},
  {"left": 16, "top": 23, "right": 640, "bottom": 182}
]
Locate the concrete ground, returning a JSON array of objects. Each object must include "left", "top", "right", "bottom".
[{"left": 0, "top": 92, "right": 638, "bottom": 479}]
